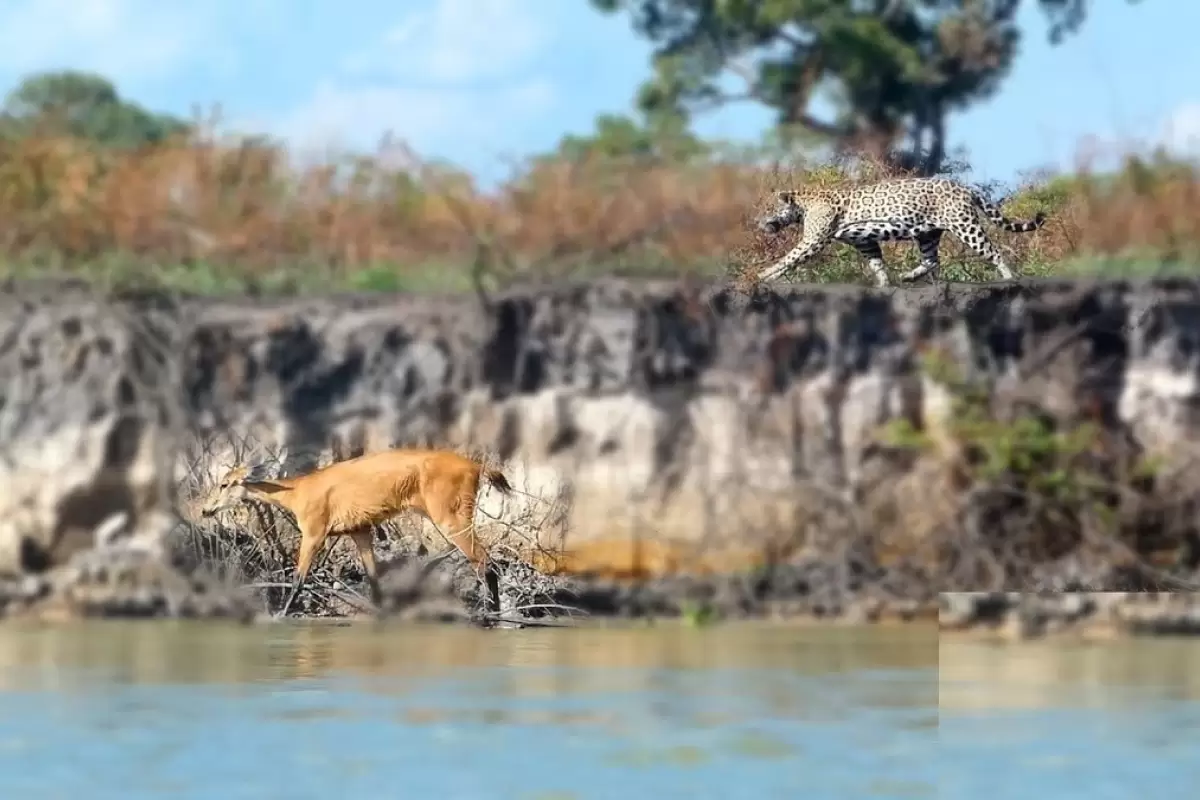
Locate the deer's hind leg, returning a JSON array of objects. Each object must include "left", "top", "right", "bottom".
[{"left": 427, "top": 492, "right": 500, "bottom": 614}]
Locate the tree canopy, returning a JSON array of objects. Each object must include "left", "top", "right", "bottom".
[
  {"left": 0, "top": 70, "right": 191, "bottom": 148},
  {"left": 549, "top": 111, "right": 710, "bottom": 164},
  {"left": 591, "top": 0, "right": 1139, "bottom": 174}
]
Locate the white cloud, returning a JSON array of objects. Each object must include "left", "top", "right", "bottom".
[
  {"left": 267, "top": 0, "right": 557, "bottom": 160},
  {"left": 270, "top": 76, "right": 556, "bottom": 159},
  {"left": 0, "top": 0, "right": 560, "bottom": 169},
  {"left": 1159, "top": 103, "right": 1200, "bottom": 158},
  {"left": 0, "top": 0, "right": 229, "bottom": 89},
  {"left": 340, "top": 0, "right": 546, "bottom": 85}
]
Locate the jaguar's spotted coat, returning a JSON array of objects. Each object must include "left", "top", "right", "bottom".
[{"left": 755, "top": 177, "right": 1047, "bottom": 287}]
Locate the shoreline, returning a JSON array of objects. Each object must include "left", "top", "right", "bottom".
[
  {"left": 939, "top": 592, "right": 1200, "bottom": 641},
  {"left": 10, "top": 549, "right": 1200, "bottom": 642}
]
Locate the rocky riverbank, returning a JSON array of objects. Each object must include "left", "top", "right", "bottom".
[
  {"left": 940, "top": 592, "right": 1200, "bottom": 640},
  {"left": 3, "top": 276, "right": 1200, "bottom": 621},
  {"left": 0, "top": 545, "right": 255, "bottom": 622},
  {"left": 369, "top": 549, "right": 936, "bottom": 627}
]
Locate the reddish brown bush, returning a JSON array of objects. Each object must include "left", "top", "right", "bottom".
[{"left": 0, "top": 133, "right": 1196, "bottom": 287}]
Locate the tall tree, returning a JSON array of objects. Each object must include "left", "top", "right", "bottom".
[
  {"left": 592, "top": 0, "right": 1136, "bottom": 174},
  {"left": 0, "top": 70, "right": 191, "bottom": 147},
  {"left": 552, "top": 111, "right": 709, "bottom": 163}
]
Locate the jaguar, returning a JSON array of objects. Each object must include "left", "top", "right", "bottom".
[{"left": 755, "top": 176, "right": 1047, "bottom": 286}]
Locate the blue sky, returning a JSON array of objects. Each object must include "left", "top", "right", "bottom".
[{"left": 0, "top": 0, "right": 1194, "bottom": 189}]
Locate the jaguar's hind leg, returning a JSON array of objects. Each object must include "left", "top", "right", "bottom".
[
  {"left": 945, "top": 221, "right": 1015, "bottom": 281},
  {"left": 901, "top": 230, "right": 943, "bottom": 283}
]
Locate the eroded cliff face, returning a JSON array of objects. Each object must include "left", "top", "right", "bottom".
[
  {"left": 183, "top": 278, "right": 1200, "bottom": 574},
  {"left": 0, "top": 285, "right": 182, "bottom": 576},
  {"left": 3, "top": 276, "right": 1200, "bottom": 612}
]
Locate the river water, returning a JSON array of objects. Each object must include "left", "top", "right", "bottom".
[
  {"left": 0, "top": 622, "right": 936, "bottom": 799},
  {"left": 940, "top": 635, "right": 1200, "bottom": 799},
  {"left": 1, "top": 621, "right": 1193, "bottom": 798}
]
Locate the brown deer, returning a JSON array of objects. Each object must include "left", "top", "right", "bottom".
[{"left": 199, "top": 448, "right": 513, "bottom": 617}]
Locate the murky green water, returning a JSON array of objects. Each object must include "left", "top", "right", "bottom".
[
  {"left": 0, "top": 622, "right": 936, "bottom": 799},
  {"left": 940, "top": 637, "right": 1200, "bottom": 798}
]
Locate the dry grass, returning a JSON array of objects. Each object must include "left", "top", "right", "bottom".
[{"left": 2, "top": 133, "right": 1199, "bottom": 292}]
